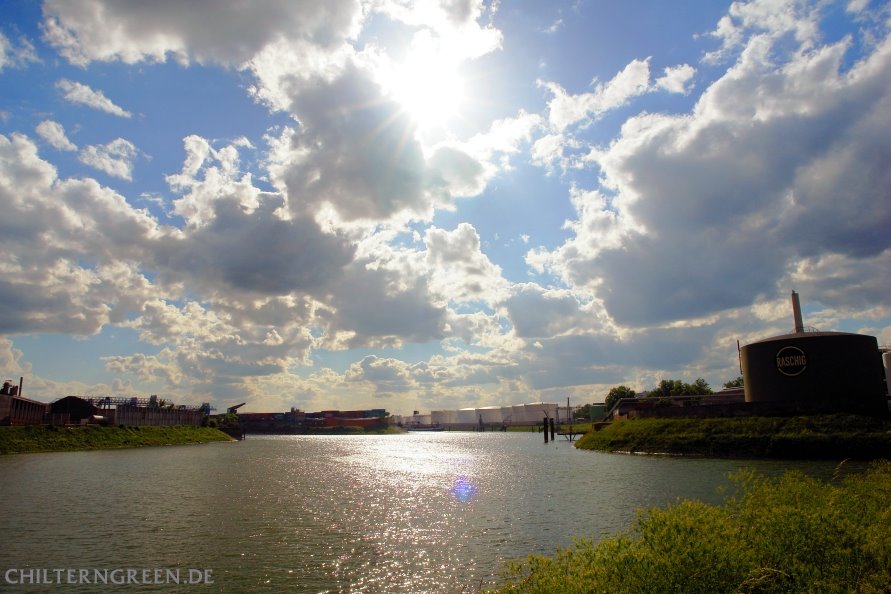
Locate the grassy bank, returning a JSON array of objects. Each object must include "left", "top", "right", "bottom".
[
  {"left": 494, "top": 461, "right": 891, "bottom": 593},
  {"left": 575, "top": 415, "right": 891, "bottom": 459},
  {"left": 0, "top": 425, "right": 233, "bottom": 454}
]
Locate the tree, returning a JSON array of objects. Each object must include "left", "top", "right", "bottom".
[
  {"left": 605, "top": 385, "right": 636, "bottom": 411},
  {"left": 723, "top": 376, "right": 744, "bottom": 388},
  {"left": 575, "top": 403, "right": 596, "bottom": 420},
  {"left": 648, "top": 378, "right": 713, "bottom": 397},
  {"left": 691, "top": 378, "right": 713, "bottom": 395}
]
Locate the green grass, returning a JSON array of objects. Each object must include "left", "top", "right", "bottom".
[
  {"left": 494, "top": 461, "right": 891, "bottom": 594},
  {"left": 575, "top": 415, "right": 891, "bottom": 459},
  {"left": 0, "top": 425, "right": 233, "bottom": 454}
]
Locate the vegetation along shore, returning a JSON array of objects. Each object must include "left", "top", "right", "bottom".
[
  {"left": 493, "top": 461, "right": 891, "bottom": 593},
  {"left": 0, "top": 425, "right": 233, "bottom": 455},
  {"left": 574, "top": 414, "right": 891, "bottom": 459}
]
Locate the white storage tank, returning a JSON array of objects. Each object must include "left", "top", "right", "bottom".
[
  {"left": 456, "top": 408, "right": 478, "bottom": 424},
  {"left": 476, "top": 406, "right": 502, "bottom": 424},
  {"left": 525, "top": 402, "right": 558, "bottom": 421},
  {"left": 431, "top": 409, "right": 456, "bottom": 426},
  {"left": 500, "top": 406, "right": 514, "bottom": 424},
  {"left": 511, "top": 404, "right": 527, "bottom": 424}
]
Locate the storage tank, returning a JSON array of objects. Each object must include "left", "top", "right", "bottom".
[
  {"left": 431, "top": 409, "right": 457, "bottom": 426},
  {"left": 511, "top": 404, "right": 527, "bottom": 424},
  {"left": 476, "top": 406, "right": 502, "bottom": 424},
  {"left": 883, "top": 351, "right": 891, "bottom": 396},
  {"left": 740, "top": 292, "right": 886, "bottom": 414},
  {"left": 741, "top": 331, "right": 885, "bottom": 414},
  {"left": 499, "top": 406, "right": 513, "bottom": 424},
  {"left": 524, "top": 402, "right": 558, "bottom": 421},
  {"left": 456, "top": 408, "right": 478, "bottom": 424}
]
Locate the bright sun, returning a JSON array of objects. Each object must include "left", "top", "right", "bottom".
[{"left": 381, "top": 46, "right": 466, "bottom": 134}]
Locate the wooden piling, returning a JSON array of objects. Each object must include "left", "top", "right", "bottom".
[{"left": 543, "top": 417, "right": 549, "bottom": 443}]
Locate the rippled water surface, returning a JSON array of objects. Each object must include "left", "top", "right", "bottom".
[{"left": 0, "top": 433, "right": 849, "bottom": 592}]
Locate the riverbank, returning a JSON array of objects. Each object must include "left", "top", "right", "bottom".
[
  {"left": 0, "top": 425, "right": 233, "bottom": 454},
  {"left": 494, "top": 461, "right": 891, "bottom": 593},
  {"left": 575, "top": 414, "right": 891, "bottom": 459}
]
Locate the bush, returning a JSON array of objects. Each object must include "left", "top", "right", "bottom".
[{"left": 495, "top": 462, "right": 891, "bottom": 593}]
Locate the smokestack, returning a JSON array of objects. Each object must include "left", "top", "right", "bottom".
[
  {"left": 18, "top": 376, "right": 23, "bottom": 398},
  {"left": 791, "top": 291, "right": 804, "bottom": 334}
]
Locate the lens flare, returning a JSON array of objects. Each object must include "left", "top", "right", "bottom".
[{"left": 450, "top": 476, "right": 477, "bottom": 503}]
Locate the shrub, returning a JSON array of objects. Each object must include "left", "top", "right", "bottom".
[{"left": 495, "top": 462, "right": 891, "bottom": 593}]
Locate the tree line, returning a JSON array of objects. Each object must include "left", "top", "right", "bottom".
[{"left": 574, "top": 376, "right": 745, "bottom": 417}]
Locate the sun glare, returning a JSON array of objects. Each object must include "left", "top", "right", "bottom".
[{"left": 382, "top": 47, "right": 467, "bottom": 134}]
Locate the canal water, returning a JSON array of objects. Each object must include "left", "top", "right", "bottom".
[{"left": 0, "top": 432, "right": 853, "bottom": 593}]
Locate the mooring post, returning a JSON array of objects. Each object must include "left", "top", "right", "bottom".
[
  {"left": 543, "top": 417, "right": 549, "bottom": 443},
  {"left": 550, "top": 418, "right": 555, "bottom": 441}
]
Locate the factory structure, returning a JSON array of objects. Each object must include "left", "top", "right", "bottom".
[
  {"left": 739, "top": 291, "right": 888, "bottom": 415},
  {"left": 236, "top": 408, "right": 390, "bottom": 433},
  {"left": 393, "top": 402, "right": 570, "bottom": 430},
  {"left": 608, "top": 292, "right": 889, "bottom": 420},
  {"left": 0, "top": 385, "right": 209, "bottom": 427}
]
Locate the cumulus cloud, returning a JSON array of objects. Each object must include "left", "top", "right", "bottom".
[
  {"left": 0, "top": 133, "right": 162, "bottom": 335},
  {"left": 535, "top": 9, "right": 891, "bottom": 328},
  {"left": 35, "top": 120, "right": 77, "bottom": 151},
  {"left": 425, "top": 223, "right": 509, "bottom": 305},
  {"left": 78, "top": 138, "right": 138, "bottom": 180},
  {"left": 56, "top": 79, "right": 132, "bottom": 118},
  {"left": 42, "top": 0, "right": 362, "bottom": 67},
  {"left": 655, "top": 64, "right": 696, "bottom": 94}
]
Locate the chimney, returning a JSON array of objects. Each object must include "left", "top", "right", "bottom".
[{"left": 791, "top": 291, "right": 804, "bottom": 334}]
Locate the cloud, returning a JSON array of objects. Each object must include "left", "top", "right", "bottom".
[
  {"left": 534, "top": 10, "right": 891, "bottom": 328},
  {"left": 0, "top": 133, "right": 162, "bottom": 335},
  {"left": 0, "top": 31, "right": 39, "bottom": 71},
  {"left": 158, "top": 194, "right": 356, "bottom": 297},
  {"left": 35, "top": 120, "right": 77, "bottom": 151},
  {"left": 425, "top": 223, "right": 509, "bottom": 306},
  {"left": 266, "top": 64, "right": 425, "bottom": 223},
  {"left": 540, "top": 57, "right": 693, "bottom": 133},
  {"left": 265, "top": 61, "right": 485, "bottom": 226},
  {"left": 704, "top": 0, "right": 822, "bottom": 64},
  {"left": 655, "top": 64, "right": 696, "bottom": 94},
  {"left": 345, "top": 355, "right": 416, "bottom": 395},
  {"left": 42, "top": 0, "right": 362, "bottom": 67},
  {"left": 78, "top": 138, "right": 138, "bottom": 180},
  {"left": 56, "top": 79, "right": 132, "bottom": 118}
]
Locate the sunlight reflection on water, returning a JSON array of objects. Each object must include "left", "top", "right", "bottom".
[{"left": 0, "top": 432, "right": 850, "bottom": 593}]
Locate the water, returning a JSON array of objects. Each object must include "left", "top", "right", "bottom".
[{"left": 0, "top": 432, "right": 855, "bottom": 593}]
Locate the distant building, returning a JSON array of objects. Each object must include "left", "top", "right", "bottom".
[
  {"left": 236, "top": 408, "right": 389, "bottom": 433},
  {"left": 0, "top": 379, "right": 47, "bottom": 425}
]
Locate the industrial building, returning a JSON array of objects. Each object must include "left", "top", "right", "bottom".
[
  {"left": 1, "top": 386, "right": 208, "bottom": 427},
  {"left": 394, "top": 402, "right": 565, "bottom": 430},
  {"left": 607, "top": 292, "right": 889, "bottom": 421},
  {"left": 236, "top": 408, "right": 390, "bottom": 433},
  {"left": 740, "top": 292, "right": 888, "bottom": 415},
  {"left": 47, "top": 395, "right": 207, "bottom": 426},
  {"left": 0, "top": 378, "right": 46, "bottom": 426}
]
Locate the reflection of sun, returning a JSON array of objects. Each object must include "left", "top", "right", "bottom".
[{"left": 380, "top": 41, "right": 466, "bottom": 135}]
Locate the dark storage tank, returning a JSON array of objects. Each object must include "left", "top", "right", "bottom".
[{"left": 741, "top": 331, "right": 886, "bottom": 415}]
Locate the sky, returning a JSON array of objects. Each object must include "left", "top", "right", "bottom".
[{"left": 1, "top": 0, "right": 889, "bottom": 415}]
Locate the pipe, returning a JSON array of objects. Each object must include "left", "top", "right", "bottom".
[{"left": 791, "top": 291, "right": 805, "bottom": 333}]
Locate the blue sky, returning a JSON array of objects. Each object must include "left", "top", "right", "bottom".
[{"left": 1, "top": 0, "right": 889, "bottom": 414}]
